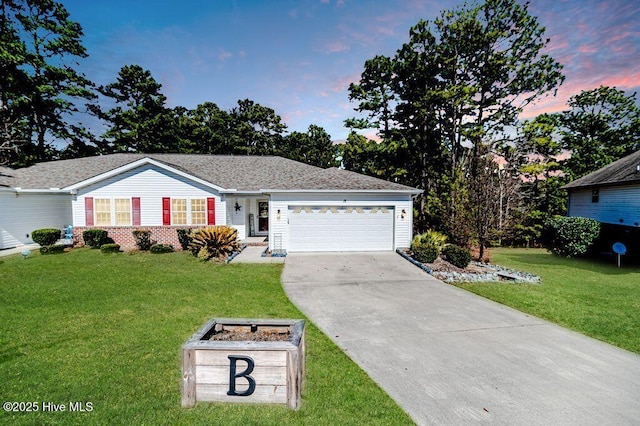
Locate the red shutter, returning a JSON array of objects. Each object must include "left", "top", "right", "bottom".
[
  {"left": 162, "top": 197, "right": 171, "bottom": 226},
  {"left": 85, "top": 197, "right": 94, "bottom": 226},
  {"left": 207, "top": 198, "right": 216, "bottom": 225},
  {"left": 132, "top": 197, "right": 141, "bottom": 226}
]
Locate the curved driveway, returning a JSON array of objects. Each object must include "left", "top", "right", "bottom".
[{"left": 282, "top": 252, "right": 640, "bottom": 425}]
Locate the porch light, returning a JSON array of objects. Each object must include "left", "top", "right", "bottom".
[
  {"left": 234, "top": 201, "right": 241, "bottom": 212},
  {"left": 401, "top": 209, "right": 406, "bottom": 219},
  {"left": 277, "top": 209, "right": 281, "bottom": 220}
]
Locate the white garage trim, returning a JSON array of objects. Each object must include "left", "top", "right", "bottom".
[{"left": 287, "top": 206, "right": 394, "bottom": 252}]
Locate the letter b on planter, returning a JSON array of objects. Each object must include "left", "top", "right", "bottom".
[{"left": 227, "top": 355, "right": 256, "bottom": 396}]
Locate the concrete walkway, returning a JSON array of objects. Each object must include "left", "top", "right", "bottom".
[
  {"left": 0, "top": 244, "right": 39, "bottom": 258},
  {"left": 282, "top": 252, "right": 640, "bottom": 426},
  {"left": 231, "top": 246, "right": 285, "bottom": 263}
]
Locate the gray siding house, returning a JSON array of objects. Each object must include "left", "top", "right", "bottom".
[{"left": 563, "top": 150, "right": 640, "bottom": 257}]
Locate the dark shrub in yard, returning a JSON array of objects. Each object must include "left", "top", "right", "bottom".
[
  {"left": 132, "top": 229, "right": 153, "bottom": 251},
  {"left": 150, "top": 243, "right": 174, "bottom": 254},
  {"left": 411, "top": 230, "right": 448, "bottom": 263},
  {"left": 32, "top": 228, "right": 61, "bottom": 246},
  {"left": 83, "top": 229, "right": 109, "bottom": 249},
  {"left": 100, "top": 243, "right": 121, "bottom": 253},
  {"left": 39, "top": 244, "right": 67, "bottom": 255},
  {"left": 442, "top": 244, "right": 472, "bottom": 269},
  {"left": 176, "top": 228, "right": 192, "bottom": 251},
  {"left": 543, "top": 216, "right": 600, "bottom": 258}
]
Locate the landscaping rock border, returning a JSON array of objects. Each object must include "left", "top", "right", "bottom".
[{"left": 396, "top": 249, "right": 541, "bottom": 284}]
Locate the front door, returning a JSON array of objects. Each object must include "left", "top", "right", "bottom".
[{"left": 258, "top": 201, "right": 269, "bottom": 233}]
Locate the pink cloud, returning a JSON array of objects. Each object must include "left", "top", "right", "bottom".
[
  {"left": 321, "top": 40, "right": 350, "bottom": 54},
  {"left": 332, "top": 73, "right": 361, "bottom": 92},
  {"left": 578, "top": 44, "right": 598, "bottom": 54}
]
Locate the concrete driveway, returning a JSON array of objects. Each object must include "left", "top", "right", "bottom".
[{"left": 282, "top": 252, "right": 640, "bottom": 426}]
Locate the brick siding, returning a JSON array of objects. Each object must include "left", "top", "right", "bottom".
[{"left": 74, "top": 226, "right": 185, "bottom": 250}]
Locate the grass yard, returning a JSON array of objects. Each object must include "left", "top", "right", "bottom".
[
  {"left": 457, "top": 248, "right": 640, "bottom": 354},
  {"left": 0, "top": 249, "right": 412, "bottom": 425}
]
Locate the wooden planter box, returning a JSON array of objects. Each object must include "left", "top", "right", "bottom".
[{"left": 182, "top": 318, "right": 305, "bottom": 410}]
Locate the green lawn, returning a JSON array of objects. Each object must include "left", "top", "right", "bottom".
[
  {"left": 457, "top": 248, "right": 640, "bottom": 354},
  {"left": 0, "top": 249, "right": 412, "bottom": 425}
]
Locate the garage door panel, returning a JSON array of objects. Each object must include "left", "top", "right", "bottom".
[{"left": 288, "top": 206, "right": 394, "bottom": 252}]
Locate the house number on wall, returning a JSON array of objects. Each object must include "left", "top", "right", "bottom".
[{"left": 227, "top": 355, "right": 256, "bottom": 396}]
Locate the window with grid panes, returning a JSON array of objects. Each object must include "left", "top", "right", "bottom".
[
  {"left": 115, "top": 198, "right": 131, "bottom": 225},
  {"left": 172, "top": 198, "right": 187, "bottom": 225},
  {"left": 95, "top": 199, "right": 111, "bottom": 225},
  {"left": 191, "top": 198, "right": 206, "bottom": 225}
]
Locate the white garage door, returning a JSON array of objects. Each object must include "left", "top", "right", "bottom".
[{"left": 288, "top": 206, "right": 394, "bottom": 252}]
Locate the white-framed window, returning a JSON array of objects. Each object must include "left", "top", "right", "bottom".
[
  {"left": 115, "top": 198, "right": 131, "bottom": 225},
  {"left": 95, "top": 198, "right": 111, "bottom": 226},
  {"left": 172, "top": 198, "right": 187, "bottom": 225},
  {"left": 191, "top": 198, "right": 206, "bottom": 225}
]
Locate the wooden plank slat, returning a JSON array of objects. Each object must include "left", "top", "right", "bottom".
[
  {"left": 195, "top": 349, "right": 287, "bottom": 367},
  {"left": 196, "top": 384, "right": 287, "bottom": 404},
  {"left": 196, "top": 365, "right": 287, "bottom": 386},
  {"left": 181, "top": 348, "right": 196, "bottom": 407}
]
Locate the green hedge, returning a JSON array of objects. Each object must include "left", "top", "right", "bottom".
[
  {"left": 150, "top": 243, "right": 175, "bottom": 254},
  {"left": 83, "top": 229, "right": 110, "bottom": 249},
  {"left": 543, "top": 216, "right": 600, "bottom": 258},
  {"left": 39, "top": 244, "right": 67, "bottom": 255},
  {"left": 100, "top": 243, "right": 121, "bottom": 253},
  {"left": 132, "top": 229, "right": 153, "bottom": 251},
  {"left": 442, "top": 244, "right": 472, "bottom": 269},
  {"left": 176, "top": 228, "right": 192, "bottom": 251},
  {"left": 411, "top": 230, "right": 448, "bottom": 263},
  {"left": 32, "top": 228, "right": 61, "bottom": 246}
]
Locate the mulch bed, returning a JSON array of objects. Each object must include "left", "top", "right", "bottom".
[{"left": 207, "top": 330, "right": 291, "bottom": 342}]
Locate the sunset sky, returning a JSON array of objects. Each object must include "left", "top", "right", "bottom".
[{"left": 63, "top": 0, "right": 640, "bottom": 141}]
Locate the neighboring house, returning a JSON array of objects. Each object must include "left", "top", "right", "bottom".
[
  {"left": 563, "top": 150, "right": 640, "bottom": 256},
  {"left": 0, "top": 154, "right": 421, "bottom": 253}
]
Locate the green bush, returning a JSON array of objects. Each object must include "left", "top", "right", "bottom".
[
  {"left": 176, "top": 228, "right": 192, "bottom": 251},
  {"left": 150, "top": 243, "right": 174, "bottom": 254},
  {"left": 411, "top": 230, "right": 448, "bottom": 263},
  {"left": 32, "top": 228, "right": 61, "bottom": 246},
  {"left": 100, "top": 243, "right": 121, "bottom": 253},
  {"left": 442, "top": 244, "right": 472, "bottom": 269},
  {"left": 188, "top": 226, "right": 240, "bottom": 262},
  {"left": 132, "top": 229, "right": 153, "bottom": 251},
  {"left": 39, "top": 244, "right": 67, "bottom": 255},
  {"left": 543, "top": 216, "right": 601, "bottom": 258},
  {"left": 82, "top": 229, "right": 110, "bottom": 249}
]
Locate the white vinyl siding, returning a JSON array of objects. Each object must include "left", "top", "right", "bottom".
[
  {"left": 72, "top": 164, "right": 225, "bottom": 228},
  {"left": 0, "top": 191, "right": 71, "bottom": 249}
]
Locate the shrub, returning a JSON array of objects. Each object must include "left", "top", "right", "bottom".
[
  {"left": 100, "top": 243, "right": 121, "bottom": 253},
  {"left": 82, "top": 229, "right": 109, "bottom": 249},
  {"left": 132, "top": 229, "right": 153, "bottom": 251},
  {"left": 411, "top": 230, "right": 448, "bottom": 263},
  {"left": 188, "top": 226, "right": 240, "bottom": 262},
  {"left": 441, "top": 244, "right": 472, "bottom": 269},
  {"left": 176, "top": 228, "right": 192, "bottom": 251},
  {"left": 39, "top": 244, "right": 67, "bottom": 255},
  {"left": 150, "top": 243, "right": 174, "bottom": 254},
  {"left": 32, "top": 228, "right": 61, "bottom": 246},
  {"left": 543, "top": 216, "right": 601, "bottom": 258}
]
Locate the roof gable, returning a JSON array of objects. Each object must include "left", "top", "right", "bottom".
[{"left": 563, "top": 150, "right": 640, "bottom": 190}]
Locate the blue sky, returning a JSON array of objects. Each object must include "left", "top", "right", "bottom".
[{"left": 63, "top": 0, "right": 640, "bottom": 141}]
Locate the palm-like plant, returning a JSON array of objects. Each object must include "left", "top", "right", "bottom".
[{"left": 188, "top": 226, "right": 240, "bottom": 262}]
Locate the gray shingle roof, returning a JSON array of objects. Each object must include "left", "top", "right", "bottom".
[
  {"left": 6, "top": 154, "right": 419, "bottom": 192},
  {"left": 563, "top": 150, "right": 640, "bottom": 190},
  {"left": 0, "top": 166, "right": 16, "bottom": 188}
]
